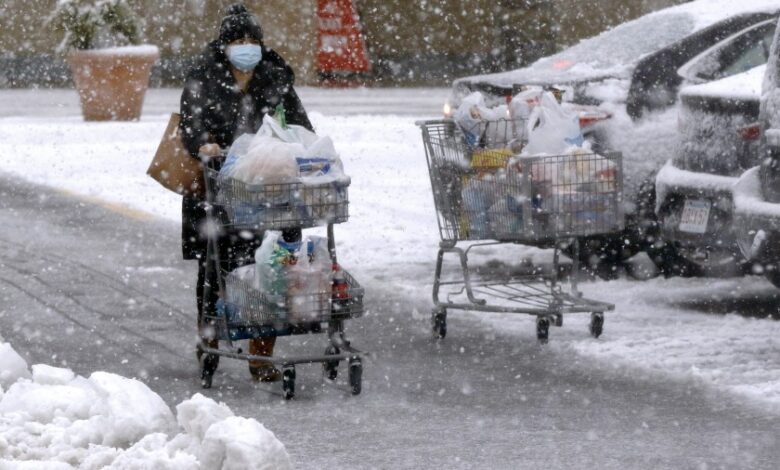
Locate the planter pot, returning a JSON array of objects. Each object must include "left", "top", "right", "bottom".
[{"left": 67, "top": 45, "right": 159, "bottom": 121}]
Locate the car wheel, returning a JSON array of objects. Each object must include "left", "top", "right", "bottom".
[
  {"left": 633, "top": 174, "right": 689, "bottom": 277},
  {"left": 564, "top": 235, "right": 633, "bottom": 280},
  {"left": 645, "top": 240, "right": 702, "bottom": 277}
]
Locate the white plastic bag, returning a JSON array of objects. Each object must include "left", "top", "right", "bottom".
[
  {"left": 285, "top": 236, "right": 333, "bottom": 323},
  {"left": 454, "top": 92, "right": 508, "bottom": 148},
  {"left": 228, "top": 135, "right": 301, "bottom": 184},
  {"left": 254, "top": 232, "right": 333, "bottom": 323},
  {"left": 254, "top": 231, "right": 292, "bottom": 318},
  {"left": 509, "top": 87, "right": 543, "bottom": 121},
  {"left": 223, "top": 115, "right": 345, "bottom": 184},
  {"left": 523, "top": 92, "right": 584, "bottom": 156}
]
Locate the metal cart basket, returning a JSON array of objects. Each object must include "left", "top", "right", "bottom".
[
  {"left": 417, "top": 119, "right": 622, "bottom": 342},
  {"left": 197, "top": 161, "right": 364, "bottom": 399}
]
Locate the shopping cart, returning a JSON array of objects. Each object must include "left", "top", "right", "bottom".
[
  {"left": 417, "top": 119, "right": 622, "bottom": 342},
  {"left": 196, "top": 157, "right": 365, "bottom": 399}
]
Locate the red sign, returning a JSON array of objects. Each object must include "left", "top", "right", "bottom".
[{"left": 316, "top": 0, "right": 371, "bottom": 76}]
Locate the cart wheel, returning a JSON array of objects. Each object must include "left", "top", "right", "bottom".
[
  {"left": 323, "top": 345, "right": 340, "bottom": 380},
  {"left": 200, "top": 353, "right": 219, "bottom": 389},
  {"left": 432, "top": 309, "right": 447, "bottom": 340},
  {"left": 553, "top": 313, "right": 563, "bottom": 327},
  {"left": 590, "top": 312, "right": 604, "bottom": 339},
  {"left": 282, "top": 367, "right": 296, "bottom": 400},
  {"left": 536, "top": 316, "right": 550, "bottom": 344},
  {"left": 348, "top": 357, "right": 362, "bottom": 396}
]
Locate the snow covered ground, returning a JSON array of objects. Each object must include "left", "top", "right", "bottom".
[
  {"left": 0, "top": 338, "right": 292, "bottom": 469},
  {"left": 0, "top": 88, "right": 779, "bottom": 465}
]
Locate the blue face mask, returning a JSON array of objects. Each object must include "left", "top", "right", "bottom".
[{"left": 227, "top": 44, "right": 262, "bottom": 72}]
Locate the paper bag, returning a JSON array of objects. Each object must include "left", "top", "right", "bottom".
[{"left": 146, "top": 113, "right": 205, "bottom": 197}]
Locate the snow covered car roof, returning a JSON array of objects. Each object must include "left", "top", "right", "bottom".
[
  {"left": 454, "top": 0, "right": 780, "bottom": 88},
  {"left": 680, "top": 63, "right": 766, "bottom": 102}
]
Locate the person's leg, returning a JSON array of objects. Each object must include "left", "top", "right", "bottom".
[
  {"left": 197, "top": 255, "right": 221, "bottom": 344},
  {"left": 248, "top": 336, "right": 280, "bottom": 382},
  {"left": 226, "top": 232, "right": 283, "bottom": 381},
  {"left": 196, "top": 256, "right": 219, "bottom": 385}
]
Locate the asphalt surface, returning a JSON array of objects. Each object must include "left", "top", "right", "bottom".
[{"left": 1, "top": 174, "right": 778, "bottom": 469}]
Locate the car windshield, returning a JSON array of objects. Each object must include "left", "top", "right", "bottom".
[{"left": 530, "top": 13, "right": 696, "bottom": 74}]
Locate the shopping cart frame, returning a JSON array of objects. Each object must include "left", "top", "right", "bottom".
[
  {"left": 197, "top": 154, "right": 364, "bottom": 398},
  {"left": 417, "top": 119, "right": 621, "bottom": 342}
]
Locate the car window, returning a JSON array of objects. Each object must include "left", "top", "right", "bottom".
[
  {"left": 717, "top": 24, "right": 776, "bottom": 77},
  {"left": 684, "top": 20, "right": 776, "bottom": 82},
  {"left": 530, "top": 13, "right": 695, "bottom": 73}
]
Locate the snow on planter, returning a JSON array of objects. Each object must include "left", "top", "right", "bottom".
[{"left": 0, "top": 342, "right": 291, "bottom": 469}]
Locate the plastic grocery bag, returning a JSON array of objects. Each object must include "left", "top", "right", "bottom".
[
  {"left": 461, "top": 178, "right": 491, "bottom": 239},
  {"left": 254, "top": 231, "right": 333, "bottom": 323},
  {"left": 509, "top": 88, "right": 543, "bottom": 121},
  {"left": 285, "top": 236, "right": 332, "bottom": 322},
  {"left": 255, "top": 231, "right": 297, "bottom": 321},
  {"left": 222, "top": 115, "right": 345, "bottom": 184},
  {"left": 523, "top": 92, "right": 584, "bottom": 156},
  {"left": 228, "top": 136, "right": 301, "bottom": 185},
  {"left": 454, "top": 92, "right": 509, "bottom": 149}
]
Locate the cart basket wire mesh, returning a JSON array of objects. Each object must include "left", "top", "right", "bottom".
[
  {"left": 419, "top": 119, "right": 623, "bottom": 242},
  {"left": 207, "top": 268, "right": 364, "bottom": 340},
  {"left": 205, "top": 167, "right": 349, "bottom": 230}
]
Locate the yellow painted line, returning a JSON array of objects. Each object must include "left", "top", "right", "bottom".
[{"left": 55, "top": 188, "right": 156, "bottom": 221}]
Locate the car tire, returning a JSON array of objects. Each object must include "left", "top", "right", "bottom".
[
  {"left": 564, "top": 233, "right": 639, "bottom": 281},
  {"left": 645, "top": 241, "right": 703, "bottom": 277},
  {"left": 634, "top": 175, "right": 729, "bottom": 278}
]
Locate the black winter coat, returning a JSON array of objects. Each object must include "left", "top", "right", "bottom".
[{"left": 179, "top": 41, "right": 313, "bottom": 260}]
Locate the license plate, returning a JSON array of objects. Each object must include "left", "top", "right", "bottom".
[{"left": 679, "top": 199, "right": 711, "bottom": 234}]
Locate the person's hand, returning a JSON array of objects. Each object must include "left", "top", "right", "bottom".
[{"left": 199, "top": 143, "right": 223, "bottom": 158}]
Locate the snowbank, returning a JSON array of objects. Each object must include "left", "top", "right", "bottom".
[{"left": 0, "top": 342, "right": 291, "bottom": 469}]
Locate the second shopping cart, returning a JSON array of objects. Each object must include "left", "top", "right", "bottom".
[{"left": 418, "top": 117, "right": 623, "bottom": 342}]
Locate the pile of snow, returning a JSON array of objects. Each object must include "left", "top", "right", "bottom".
[{"left": 0, "top": 342, "right": 291, "bottom": 469}]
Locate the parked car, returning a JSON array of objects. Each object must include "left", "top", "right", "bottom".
[
  {"left": 732, "top": 20, "right": 780, "bottom": 289},
  {"left": 444, "top": 0, "right": 780, "bottom": 277},
  {"left": 652, "top": 64, "right": 767, "bottom": 276},
  {"left": 446, "top": 1, "right": 779, "bottom": 121}
]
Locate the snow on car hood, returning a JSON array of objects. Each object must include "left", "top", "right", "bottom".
[
  {"left": 455, "top": 0, "right": 780, "bottom": 89},
  {"left": 680, "top": 64, "right": 766, "bottom": 101}
]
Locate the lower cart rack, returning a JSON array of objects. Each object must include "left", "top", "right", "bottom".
[{"left": 431, "top": 241, "right": 614, "bottom": 342}]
